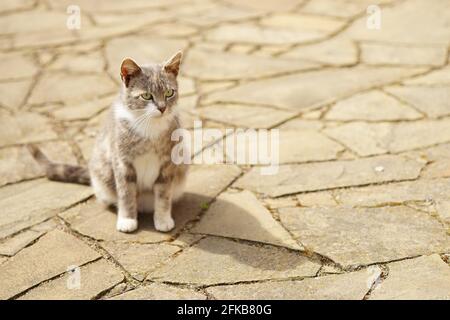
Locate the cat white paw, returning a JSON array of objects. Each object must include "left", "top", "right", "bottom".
[
  {"left": 116, "top": 217, "right": 138, "bottom": 233},
  {"left": 154, "top": 215, "right": 175, "bottom": 232}
]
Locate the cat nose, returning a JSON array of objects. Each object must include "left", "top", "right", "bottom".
[{"left": 158, "top": 106, "right": 166, "bottom": 114}]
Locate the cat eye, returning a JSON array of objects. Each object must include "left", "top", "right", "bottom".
[
  {"left": 165, "top": 88, "right": 175, "bottom": 98},
  {"left": 140, "top": 92, "right": 153, "bottom": 100}
]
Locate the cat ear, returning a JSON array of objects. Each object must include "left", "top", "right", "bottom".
[
  {"left": 120, "top": 58, "right": 141, "bottom": 87},
  {"left": 164, "top": 51, "right": 183, "bottom": 77}
]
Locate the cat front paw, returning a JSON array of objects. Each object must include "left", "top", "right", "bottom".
[
  {"left": 154, "top": 215, "right": 175, "bottom": 232},
  {"left": 116, "top": 217, "right": 138, "bottom": 233}
]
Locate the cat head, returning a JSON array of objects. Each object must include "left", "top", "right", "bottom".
[{"left": 119, "top": 51, "right": 182, "bottom": 118}]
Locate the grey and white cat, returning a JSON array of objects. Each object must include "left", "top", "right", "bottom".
[{"left": 29, "top": 52, "right": 188, "bottom": 233}]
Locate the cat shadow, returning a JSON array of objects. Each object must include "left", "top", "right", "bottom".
[{"left": 136, "top": 192, "right": 310, "bottom": 272}]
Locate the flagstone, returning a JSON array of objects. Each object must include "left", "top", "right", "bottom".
[
  {"left": 370, "top": 255, "right": 450, "bottom": 300},
  {"left": 0, "top": 79, "right": 32, "bottom": 110},
  {"left": 360, "top": 43, "right": 448, "bottom": 66},
  {"left": 102, "top": 242, "right": 179, "bottom": 281},
  {"left": 385, "top": 86, "right": 450, "bottom": 118},
  {"left": 324, "top": 119, "right": 450, "bottom": 156},
  {"left": 206, "top": 23, "right": 325, "bottom": 45},
  {"left": 150, "top": 237, "right": 320, "bottom": 285},
  {"left": 19, "top": 259, "right": 123, "bottom": 300},
  {"left": 28, "top": 73, "right": 116, "bottom": 105},
  {"left": 204, "top": 66, "right": 425, "bottom": 111},
  {"left": 110, "top": 283, "right": 206, "bottom": 300},
  {"left": 196, "top": 104, "right": 296, "bottom": 128},
  {"left": 0, "top": 230, "right": 100, "bottom": 299},
  {"left": 0, "top": 110, "right": 57, "bottom": 147},
  {"left": 191, "top": 190, "right": 301, "bottom": 249},
  {"left": 207, "top": 268, "right": 379, "bottom": 300},
  {"left": 0, "top": 179, "right": 92, "bottom": 239},
  {"left": 183, "top": 49, "right": 320, "bottom": 80},
  {"left": 324, "top": 90, "right": 422, "bottom": 121},
  {"left": 281, "top": 37, "right": 357, "bottom": 66},
  {"left": 278, "top": 206, "right": 449, "bottom": 267},
  {"left": 235, "top": 155, "right": 425, "bottom": 197}
]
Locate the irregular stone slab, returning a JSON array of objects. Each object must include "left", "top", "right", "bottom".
[
  {"left": 0, "top": 179, "right": 92, "bottom": 239},
  {"left": 263, "top": 197, "right": 298, "bottom": 210},
  {"left": 301, "top": 0, "right": 383, "bottom": 18},
  {"left": 61, "top": 165, "right": 241, "bottom": 242},
  {"left": 0, "top": 9, "right": 81, "bottom": 35},
  {"left": 276, "top": 130, "right": 344, "bottom": 163},
  {"left": 102, "top": 242, "right": 179, "bottom": 281},
  {"left": 177, "top": 2, "right": 263, "bottom": 27},
  {"left": 370, "top": 255, "right": 450, "bottom": 300},
  {"left": 110, "top": 283, "right": 206, "bottom": 300},
  {"left": 0, "top": 79, "right": 32, "bottom": 110},
  {"left": 404, "top": 67, "right": 450, "bottom": 86},
  {"left": 51, "top": 95, "right": 114, "bottom": 121},
  {"left": 324, "top": 119, "right": 450, "bottom": 156},
  {"left": 260, "top": 13, "right": 345, "bottom": 33},
  {"left": 360, "top": 43, "right": 447, "bottom": 66},
  {"left": 385, "top": 86, "right": 450, "bottom": 118},
  {"left": 1, "top": 0, "right": 34, "bottom": 14},
  {"left": 334, "top": 177, "right": 450, "bottom": 224},
  {"left": 0, "top": 110, "right": 57, "bottom": 147},
  {"left": 178, "top": 76, "right": 196, "bottom": 96},
  {"left": 223, "top": 0, "right": 304, "bottom": 13},
  {"left": 150, "top": 237, "right": 320, "bottom": 285},
  {"left": 278, "top": 206, "right": 449, "bottom": 267},
  {"left": 191, "top": 190, "right": 300, "bottom": 250},
  {"left": 346, "top": 0, "right": 450, "bottom": 45},
  {"left": 0, "top": 230, "right": 100, "bottom": 299},
  {"left": 201, "top": 129, "right": 344, "bottom": 165},
  {"left": 207, "top": 268, "right": 380, "bottom": 299},
  {"left": 19, "top": 259, "right": 123, "bottom": 300},
  {"left": 0, "top": 141, "right": 77, "bottom": 187},
  {"left": 420, "top": 144, "right": 450, "bottom": 179},
  {"left": 334, "top": 178, "right": 450, "bottom": 208},
  {"left": 105, "top": 36, "right": 188, "bottom": 79},
  {"left": 197, "top": 104, "right": 297, "bottom": 129},
  {"left": 235, "top": 155, "right": 425, "bottom": 197},
  {"left": 0, "top": 53, "right": 38, "bottom": 80},
  {"left": 49, "top": 51, "right": 105, "bottom": 73},
  {"left": 281, "top": 37, "right": 357, "bottom": 66},
  {"left": 325, "top": 90, "right": 422, "bottom": 121},
  {"left": 184, "top": 49, "right": 320, "bottom": 80},
  {"left": 28, "top": 73, "right": 116, "bottom": 105},
  {"left": 278, "top": 118, "right": 324, "bottom": 131},
  {"left": 204, "top": 66, "right": 425, "bottom": 111},
  {"left": 48, "top": 0, "right": 185, "bottom": 12},
  {"left": 0, "top": 229, "right": 44, "bottom": 256},
  {"left": 297, "top": 191, "right": 337, "bottom": 207},
  {"left": 206, "top": 23, "right": 325, "bottom": 45}
]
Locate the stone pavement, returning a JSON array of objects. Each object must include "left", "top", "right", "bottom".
[{"left": 0, "top": 0, "right": 449, "bottom": 300}]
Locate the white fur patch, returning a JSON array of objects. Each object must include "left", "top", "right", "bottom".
[
  {"left": 116, "top": 217, "right": 138, "bottom": 233},
  {"left": 133, "top": 151, "right": 161, "bottom": 192}
]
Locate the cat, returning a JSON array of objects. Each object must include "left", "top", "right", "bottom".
[{"left": 28, "top": 51, "right": 188, "bottom": 233}]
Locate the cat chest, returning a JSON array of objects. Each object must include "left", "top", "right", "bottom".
[{"left": 132, "top": 151, "right": 161, "bottom": 191}]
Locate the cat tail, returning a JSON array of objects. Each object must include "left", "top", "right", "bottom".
[{"left": 27, "top": 144, "right": 91, "bottom": 186}]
